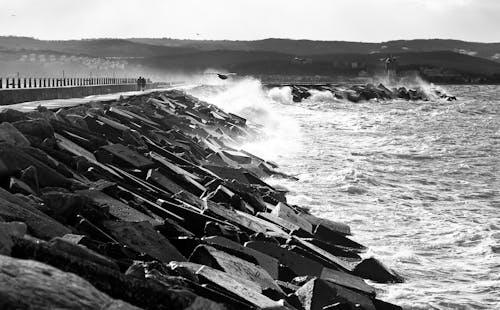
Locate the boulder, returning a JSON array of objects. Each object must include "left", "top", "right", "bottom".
[
  {"left": 295, "top": 278, "right": 375, "bottom": 310},
  {"left": 0, "top": 143, "right": 71, "bottom": 188},
  {"left": 0, "top": 255, "right": 141, "bottom": 310},
  {"left": 0, "top": 122, "right": 31, "bottom": 147},
  {"left": 100, "top": 144, "right": 155, "bottom": 170},
  {"left": 271, "top": 203, "right": 313, "bottom": 234},
  {"left": 77, "top": 189, "right": 161, "bottom": 225},
  {"left": 169, "top": 261, "right": 287, "bottom": 309},
  {"left": 12, "top": 118, "right": 55, "bottom": 145},
  {"left": 189, "top": 245, "right": 284, "bottom": 297},
  {"left": 103, "top": 220, "right": 186, "bottom": 263},
  {"left": 0, "top": 187, "right": 71, "bottom": 240},
  {"left": 353, "top": 257, "right": 404, "bottom": 283},
  {"left": 203, "top": 236, "right": 279, "bottom": 279},
  {"left": 245, "top": 241, "right": 324, "bottom": 278}
]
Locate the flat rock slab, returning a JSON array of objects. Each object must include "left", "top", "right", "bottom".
[
  {"left": 302, "top": 213, "right": 351, "bottom": 236},
  {"left": 189, "top": 245, "right": 284, "bottom": 295},
  {"left": 203, "top": 236, "right": 279, "bottom": 279},
  {"left": 101, "top": 143, "right": 155, "bottom": 170},
  {"left": 169, "top": 261, "right": 286, "bottom": 309},
  {"left": 271, "top": 203, "right": 313, "bottom": 234},
  {"left": 0, "top": 254, "right": 140, "bottom": 310},
  {"left": 320, "top": 267, "right": 376, "bottom": 296},
  {"left": 0, "top": 187, "right": 71, "bottom": 240},
  {"left": 103, "top": 220, "right": 185, "bottom": 263},
  {"left": 77, "top": 189, "right": 161, "bottom": 225},
  {"left": 245, "top": 241, "right": 324, "bottom": 277},
  {"left": 295, "top": 278, "right": 375, "bottom": 310}
]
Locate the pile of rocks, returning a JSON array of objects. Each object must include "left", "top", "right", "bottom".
[
  {"left": 288, "top": 83, "right": 457, "bottom": 103},
  {"left": 0, "top": 89, "right": 403, "bottom": 309}
]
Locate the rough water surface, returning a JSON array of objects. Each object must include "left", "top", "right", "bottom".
[{"left": 187, "top": 81, "right": 500, "bottom": 310}]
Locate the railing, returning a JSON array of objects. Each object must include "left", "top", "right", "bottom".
[{"left": 0, "top": 77, "right": 147, "bottom": 89}]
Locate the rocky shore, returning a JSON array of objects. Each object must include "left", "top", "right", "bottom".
[
  {"left": 0, "top": 89, "right": 404, "bottom": 310},
  {"left": 266, "top": 83, "right": 457, "bottom": 103}
]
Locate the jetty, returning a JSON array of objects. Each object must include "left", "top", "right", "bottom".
[{"left": 0, "top": 88, "right": 404, "bottom": 309}]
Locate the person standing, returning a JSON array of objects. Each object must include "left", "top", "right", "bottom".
[
  {"left": 141, "top": 77, "right": 146, "bottom": 91},
  {"left": 136, "top": 76, "right": 142, "bottom": 91}
]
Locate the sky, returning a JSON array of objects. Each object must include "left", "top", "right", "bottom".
[{"left": 0, "top": 0, "right": 499, "bottom": 42}]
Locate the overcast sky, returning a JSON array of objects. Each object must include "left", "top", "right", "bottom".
[{"left": 1, "top": 0, "right": 499, "bottom": 42}]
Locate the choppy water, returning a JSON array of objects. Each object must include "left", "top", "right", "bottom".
[{"left": 187, "top": 80, "right": 500, "bottom": 309}]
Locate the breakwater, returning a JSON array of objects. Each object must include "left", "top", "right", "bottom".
[
  {"left": 0, "top": 88, "right": 403, "bottom": 309},
  {"left": 265, "top": 83, "right": 457, "bottom": 103}
]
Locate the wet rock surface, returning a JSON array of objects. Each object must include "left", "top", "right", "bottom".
[
  {"left": 0, "top": 89, "right": 403, "bottom": 309},
  {"left": 273, "top": 83, "right": 457, "bottom": 103}
]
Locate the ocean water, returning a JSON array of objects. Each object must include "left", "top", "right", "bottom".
[{"left": 186, "top": 80, "right": 500, "bottom": 310}]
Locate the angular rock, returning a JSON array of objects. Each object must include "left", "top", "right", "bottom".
[
  {"left": 245, "top": 241, "right": 324, "bottom": 278},
  {"left": 354, "top": 257, "right": 404, "bottom": 283},
  {"left": 0, "top": 255, "right": 141, "bottom": 310},
  {"left": 0, "top": 122, "right": 30, "bottom": 147},
  {"left": 169, "top": 261, "right": 287, "bottom": 309},
  {"left": 271, "top": 202, "right": 313, "bottom": 234},
  {"left": 0, "top": 142, "right": 71, "bottom": 188},
  {"left": 100, "top": 143, "right": 155, "bottom": 170},
  {"left": 0, "top": 187, "right": 70, "bottom": 240},
  {"left": 77, "top": 189, "right": 161, "bottom": 225},
  {"left": 0, "top": 222, "right": 27, "bottom": 255},
  {"left": 189, "top": 245, "right": 284, "bottom": 296},
  {"left": 48, "top": 237, "right": 119, "bottom": 270},
  {"left": 203, "top": 236, "right": 280, "bottom": 279},
  {"left": 103, "top": 220, "right": 186, "bottom": 263},
  {"left": 295, "top": 278, "right": 375, "bottom": 310}
]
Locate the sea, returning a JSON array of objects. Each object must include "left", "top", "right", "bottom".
[{"left": 186, "top": 78, "right": 500, "bottom": 310}]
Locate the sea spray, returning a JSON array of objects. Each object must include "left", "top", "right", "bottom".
[{"left": 186, "top": 77, "right": 303, "bottom": 161}]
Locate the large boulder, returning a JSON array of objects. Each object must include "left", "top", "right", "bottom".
[
  {"left": 0, "top": 255, "right": 140, "bottom": 310},
  {"left": 354, "top": 257, "right": 404, "bottom": 283}
]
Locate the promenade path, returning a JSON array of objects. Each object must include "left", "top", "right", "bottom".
[{"left": 0, "top": 88, "right": 175, "bottom": 112}]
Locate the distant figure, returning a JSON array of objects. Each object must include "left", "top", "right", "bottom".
[
  {"left": 137, "top": 76, "right": 142, "bottom": 91},
  {"left": 141, "top": 77, "right": 147, "bottom": 90}
]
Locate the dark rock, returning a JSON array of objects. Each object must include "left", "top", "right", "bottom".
[
  {"left": 189, "top": 245, "right": 284, "bottom": 297},
  {"left": 354, "top": 257, "right": 404, "bottom": 283},
  {"left": 0, "top": 254, "right": 141, "bottom": 310},
  {"left": 12, "top": 118, "right": 55, "bottom": 146},
  {"left": 295, "top": 278, "right": 375, "bottom": 310},
  {"left": 204, "top": 221, "right": 241, "bottom": 243},
  {"left": 100, "top": 143, "right": 156, "bottom": 170},
  {"left": 19, "top": 165, "right": 40, "bottom": 193},
  {"left": 10, "top": 236, "right": 214, "bottom": 310},
  {"left": 245, "top": 241, "right": 324, "bottom": 278},
  {"left": 103, "top": 220, "right": 186, "bottom": 263},
  {"left": 203, "top": 236, "right": 280, "bottom": 279},
  {"left": 169, "top": 261, "right": 287, "bottom": 309},
  {"left": 48, "top": 237, "right": 119, "bottom": 270},
  {"left": 41, "top": 191, "right": 107, "bottom": 225},
  {"left": 0, "top": 143, "right": 71, "bottom": 188},
  {"left": 0, "top": 222, "right": 26, "bottom": 255},
  {"left": 0, "top": 109, "right": 28, "bottom": 123},
  {"left": 0, "top": 122, "right": 31, "bottom": 147},
  {"left": 0, "top": 187, "right": 71, "bottom": 240}
]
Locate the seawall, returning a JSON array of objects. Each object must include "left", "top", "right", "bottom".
[
  {"left": 0, "top": 89, "right": 403, "bottom": 309},
  {"left": 0, "top": 84, "right": 153, "bottom": 105}
]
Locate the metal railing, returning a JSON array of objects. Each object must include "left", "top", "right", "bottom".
[{"left": 0, "top": 77, "right": 145, "bottom": 89}]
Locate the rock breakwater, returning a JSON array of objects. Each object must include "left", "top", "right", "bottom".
[
  {"left": 267, "top": 83, "right": 457, "bottom": 103},
  {"left": 0, "top": 89, "right": 403, "bottom": 309}
]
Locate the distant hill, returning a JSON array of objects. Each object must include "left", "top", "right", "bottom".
[
  {"left": 1, "top": 36, "right": 500, "bottom": 83},
  {"left": 0, "top": 36, "right": 197, "bottom": 57},
  {"left": 130, "top": 38, "right": 500, "bottom": 62}
]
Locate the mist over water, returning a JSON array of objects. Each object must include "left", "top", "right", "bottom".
[{"left": 186, "top": 80, "right": 500, "bottom": 309}]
